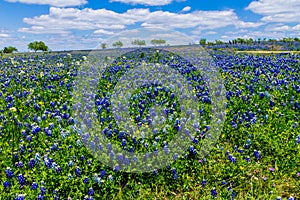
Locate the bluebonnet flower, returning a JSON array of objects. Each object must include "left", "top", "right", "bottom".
[
  {"left": 246, "top": 157, "right": 251, "bottom": 162},
  {"left": 51, "top": 143, "right": 58, "bottom": 151},
  {"left": 153, "top": 169, "right": 158, "bottom": 176},
  {"left": 83, "top": 196, "right": 93, "bottom": 200},
  {"left": 88, "top": 188, "right": 94, "bottom": 196},
  {"left": 35, "top": 153, "right": 41, "bottom": 165},
  {"left": 84, "top": 177, "right": 89, "bottom": 184},
  {"left": 100, "top": 170, "right": 106, "bottom": 178},
  {"left": 26, "top": 135, "right": 32, "bottom": 142},
  {"left": 228, "top": 154, "right": 236, "bottom": 163},
  {"left": 15, "top": 194, "right": 25, "bottom": 200},
  {"left": 75, "top": 167, "right": 81, "bottom": 177},
  {"left": 3, "top": 181, "right": 10, "bottom": 189},
  {"left": 211, "top": 188, "right": 217, "bottom": 197},
  {"left": 221, "top": 180, "right": 227, "bottom": 185},
  {"left": 201, "top": 179, "right": 207, "bottom": 188},
  {"left": 19, "top": 145, "right": 25, "bottom": 154},
  {"left": 113, "top": 165, "right": 120, "bottom": 172},
  {"left": 253, "top": 150, "right": 261, "bottom": 160},
  {"left": 171, "top": 168, "right": 178, "bottom": 179},
  {"left": 231, "top": 190, "right": 235, "bottom": 200},
  {"left": 16, "top": 161, "right": 24, "bottom": 168},
  {"left": 40, "top": 186, "right": 47, "bottom": 195},
  {"left": 189, "top": 146, "right": 197, "bottom": 155},
  {"left": 17, "top": 174, "right": 26, "bottom": 186},
  {"left": 5, "top": 167, "right": 14, "bottom": 179},
  {"left": 121, "top": 139, "right": 126, "bottom": 147},
  {"left": 68, "top": 161, "right": 73, "bottom": 167},
  {"left": 31, "top": 182, "right": 38, "bottom": 190},
  {"left": 295, "top": 135, "right": 300, "bottom": 145},
  {"left": 173, "top": 153, "right": 178, "bottom": 161}
]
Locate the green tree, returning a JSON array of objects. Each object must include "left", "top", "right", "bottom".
[
  {"left": 112, "top": 41, "right": 123, "bottom": 48},
  {"left": 131, "top": 39, "right": 146, "bottom": 47},
  {"left": 215, "top": 40, "right": 224, "bottom": 45},
  {"left": 101, "top": 43, "right": 107, "bottom": 49},
  {"left": 199, "top": 38, "right": 206, "bottom": 45},
  {"left": 28, "top": 41, "right": 49, "bottom": 52},
  {"left": 150, "top": 39, "right": 166, "bottom": 46},
  {"left": 257, "top": 38, "right": 261, "bottom": 44},
  {"left": 3, "top": 46, "right": 18, "bottom": 53},
  {"left": 294, "top": 37, "right": 300, "bottom": 42}
]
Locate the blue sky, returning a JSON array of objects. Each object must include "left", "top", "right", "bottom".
[{"left": 0, "top": 0, "right": 299, "bottom": 51}]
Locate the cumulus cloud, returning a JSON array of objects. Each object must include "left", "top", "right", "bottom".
[
  {"left": 19, "top": 26, "right": 70, "bottom": 35},
  {"left": 19, "top": 7, "right": 149, "bottom": 34},
  {"left": 205, "top": 31, "right": 217, "bottom": 35},
  {"left": 265, "top": 23, "right": 300, "bottom": 32},
  {"left": 181, "top": 6, "right": 191, "bottom": 12},
  {"left": 20, "top": 7, "right": 259, "bottom": 35},
  {"left": 142, "top": 10, "right": 242, "bottom": 29},
  {"left": 246, "top": 0, "right": 300, "bottom": 23},
  {"left": 93, "top": 29, "right": 115, "bottom": 35},
  {"left": 109, "top": 0, "right": 186, "bottom": 6},
  {"left": 0, "top": 33, "right": 10, "bottom": 38},
  {"left": 292, "top": 24, "right": 300, "bottom": 31},
  {"left": 5, "top": 0, "right": 87, "bottom": 7}
]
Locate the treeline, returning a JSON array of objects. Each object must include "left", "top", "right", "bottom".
[
  {"left": 0, "top": 41, "right": 49, "bottom": 55},
  {"left": 199, "top": 37, "right": 300, "bottom": 45},
  {"left": 102, "top": 39, "right": 167, "bottom": 49}
]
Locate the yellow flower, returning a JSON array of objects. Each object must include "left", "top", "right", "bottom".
[{"left": 240, "top": 166, "right": 244, "bottom": 170}]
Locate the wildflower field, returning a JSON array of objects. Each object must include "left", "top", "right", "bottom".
[{"left": 0, "top": 47, "right": 299, "bottom": 200}]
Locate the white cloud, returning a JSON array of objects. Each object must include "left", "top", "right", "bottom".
[
  {"left": 20, "top": 7, "right": 258, "bottom": 36},
  {"left": 20, "top": 7, "right": 149, "bottom": 34},
  {"left": 263, "top": 23, "right": 300, "bottom": 33},
  {"left": 0, "top": 33, "right": 10, "bottom": 38},
  {"left": 235, "top": 21, "right": 264, "bottom": 28},
  {"left": 19, "top": 26, "right": 70, "bottom": 35},
  {"left": 142, "top": 10, "right": 241, "bottom": 29},
  {"left": 221, "top": 29, "right": 289, "bottom": 41},
  {"left": 5, "top": 0, "right": 87, "bottom": 7},
  {"left": 14, "top": 6, "right": 273, "bottom": 50},
  {"left": 182, "top": 6, "right": 191, "bottom": 12},
  {"left": 246, "top": 0, "right": 300, "bottom": 23},
  {"left": 109, "top": 0, "right": 177, "bottom": 6},
  {"left": 205, "top": 31, "right": 217, "bottom": 35},
  {"left": 292, "top": 24, "right": 300, "bottom": 31},
  {"left": 93, "top": 29, "right": 115, "bottom": 35}
]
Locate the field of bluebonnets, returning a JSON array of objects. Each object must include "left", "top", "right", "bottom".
[{"left": 0, "top": 47, "right": 299, "bottom": 200}]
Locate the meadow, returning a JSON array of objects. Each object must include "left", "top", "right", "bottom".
[{"left": 0, "top": 47, "right": 299, "bottom": 200}]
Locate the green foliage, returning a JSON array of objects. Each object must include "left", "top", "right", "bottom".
[
  {"left": 112, "top": 41, "right": 123, "bottom": 48},
  {"left": 150, "top": 39, "right": 166, "bottom": 46},
  {"left": 214, "top": 40, "right": 224, "bottom": 45},
  {"left": 131, "top": 39, "right": 146, "bottom": 46},
  {"left": 2, "top": 46, "right": 18, "bottom": 53},
  {"left": 28, "top": 41, "right": 49, "bottom": 52},
  {"left": 101, "top": 43, "right": 107, "bottom": 49},
  {"left": 199, "top": 38, "right": 206, "bottom": 45}
]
